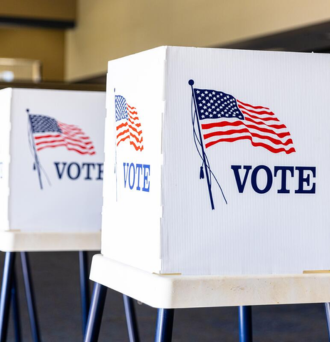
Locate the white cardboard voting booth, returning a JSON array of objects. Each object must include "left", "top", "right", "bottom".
[
  {"left": 102, "top": 46, "right": 330, "bottom": 277},
  {"left": 0, "top": 88, "right": 105, "bottom": 251}
]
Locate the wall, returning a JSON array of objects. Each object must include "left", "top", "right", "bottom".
[
  {"left": 65, "top": 0, "right": 330, "bottom": 82},
  {"left": 0, "top": 0, "right": 76, "bottom": 21},
  {"left": 0, "top": 27, "right": 65, "bottom": 81}
]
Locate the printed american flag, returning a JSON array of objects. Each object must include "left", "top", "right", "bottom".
[
  {"left": 115, "top": 95, "right": 143, "bottom": 151},
  {"left": 29, "top": 114, "right": 95, "bottom": 155},
  {"left": 194, "top": 88, "right": 295, "bottom": 154}
]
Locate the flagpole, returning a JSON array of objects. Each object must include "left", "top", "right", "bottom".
[
  {"left": 189, "top": 80, "right": 215, "bottom": 210},
  {"left": 27, "top": 109, "right": 43, "bottom": 190}
]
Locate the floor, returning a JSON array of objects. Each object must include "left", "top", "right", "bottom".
[{"left": 0, "top": 251, "right": 328, "bottom": 342}]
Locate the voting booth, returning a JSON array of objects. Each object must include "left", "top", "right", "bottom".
[
  {"left": 102, "top": 46, "right": 330, "bottom": 276},
  {"left": 86, "top": 47, "right": 330, "bottom": 342},
  {"left": 0, "top": 88, "right": 105, "bottom": 243},
  {"left": 0, "top": 88, "right": 106, "bottom": 341}
]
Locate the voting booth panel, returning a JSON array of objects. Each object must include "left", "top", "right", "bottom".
[
  {"left": 0, "top": 88, "right": 105, "bottom": 233},
  {"left": 102, "top": 46, "right": 330, "bottom": 276}
]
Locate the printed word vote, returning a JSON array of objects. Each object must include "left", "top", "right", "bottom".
[
  {"left": 123, "top": 162, "right": 150, "bottom": 192},
  {"left": 231, "top": 165, "right": 316, "bottom": 194},
  {"left": 54, "top": 162, "right": 103, "bottom": 180}
]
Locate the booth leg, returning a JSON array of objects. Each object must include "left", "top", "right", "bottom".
[
  {"left": 11, "top": 270, "right": 22, "bottom": 342},
  {"left": 154, "top": 309, "right": 175, "bottom": 342},
  {"left": 324, "top": 303, "right": 330, "bottom": 341},
  {"left": 21, "top": 252, "right": 41, "bottom": 342},
  {"left": 79, "top": 251, "right": 90, "bottom": 335},
  {"left": 123, "top": 295, "right": 140, "bottom": 342},
  {"left": 238, "top": 306, "right": 253, "bottom": 342},
  {"left": 0, "top": 252, "right": 16, "bottom": 342},
  {"left": 84, "top": 283, "right": 107, "bottom": 342}
]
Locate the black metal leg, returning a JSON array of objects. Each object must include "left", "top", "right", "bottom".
[
  {"left": 84, "top": 283, "right": 107, "bottom": 342},
  {"left": 11, "top": 269, "right": 22, "bottom": 342},
  {"left": 21, "top": 252, "right": 41, "bottom": 342},
  {"left": 79, "top": 251, "right": 90, "bottom": 335},
  {"left": 238, "top": 306, "right": 253, "bottom": 342},
  {"left": 123, "top": 295, "right": 140, "bottom": 342},
  {"left": 154, "top": 309, "right": 175, "bottom": 342},
  {"left": 0, "top": 252, "right": 16, "bottom": 342},
  {"left": 324, "top": 303, "right": 330, "bottom": 341}
]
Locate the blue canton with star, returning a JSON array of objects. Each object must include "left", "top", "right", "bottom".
[
  {"left": 29, "top": 115, "right": 62, "bottom": 134},
  {"left": 194, "top": 89, "right": 244, "bottom": 121},
  {"left": 115, "top": 95, "right": 128, "bottom": 122}
]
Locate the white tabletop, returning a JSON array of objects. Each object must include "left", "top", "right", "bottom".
[
  {"left": 0, "top": 230, "right": 101, "bottom": 252},
  {"left": 90, "top": 254, "right": 330, "bottom": 309}
]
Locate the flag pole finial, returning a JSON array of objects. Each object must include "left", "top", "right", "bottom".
[
  {"left": 188, "top": 80, "right": 194, "bottom": 86},
  {"left": 26, "top": 109, "right": 30, "bottom": 113}
]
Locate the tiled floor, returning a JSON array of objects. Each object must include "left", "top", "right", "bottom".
[{"left": 0, "top": 251, "right": 328, "bottom": 342}]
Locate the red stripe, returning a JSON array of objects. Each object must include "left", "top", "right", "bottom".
[
  {"left": 61, "top": 127, "right": 83, "bottom": 132},
  {"left": 244, "top": 116, "right": 285, "bottom": 128},
  {"left": 37, "top": 144, "right": 95, "bottom": 155},
  {"left": 36, "top": 138, "right": 94, "bottom": 151},
  {"left": 117, "top": 135, "right": 130, "bottom": 146},
  {"left": 62, "top": 135, "right": 93, "bottom": 145},
  {"left": 205, "top": 135, "right": 295, "bottom": 154},
  {"left": 64, "top": 134, "right": 90, "bottom": 140},
  {"left": 128, "top": 115, "right": 140, "bottom": 121},
  {"left": 201, "top": 120, "right": 290, "bottom": 139},
  {"left": 128, "top": 124, "right": 142, "bottom": 136},
  {"left": 241, "top": 110, "right": 278, "bottom": 121},
  {"left": 238, "top": 106, "right": 275, "bottom": 116},
  {"left": 237, "top": 100, "right": 270, "bottom": 111},
  {"left": 117, "top": 129, "right": 130, "bottom": 139},
  {"left": 34, "top": 134, "right": 62, "bottom": 140},
  {"left": 130, "top": 132, "right": 143, "bottom": 143},
  {"left": 35, "top": 138, "right": 65, "bottom": 146},
  {"left": 204, "top": 129, "right": 293, "bottom": 146},
  {"left": 130, "top": 140, "right": 144, "bottom": 151},
  {"left": 117, "top": 122, "right": 128, "bottom": 130},
  {"left": 64, "top": 141, "right": 95, "bottom": 150}
]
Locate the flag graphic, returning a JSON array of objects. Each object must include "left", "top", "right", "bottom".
[
  {"left": 29, "top": 114, "right": 95, "bottom": 155},
  {"left": 115, "top": 95, "right": 143, "bottom": 152},
  {"left": 193, "top": 88, "right": 295, "bottom": 154}
]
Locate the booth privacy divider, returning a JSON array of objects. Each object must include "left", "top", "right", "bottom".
[
  {"left": 86, "top": 46, "right": 330, "bottom": 342},
  {"left": 0, "top": 88, "right": 106, "bottom": 341}
]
